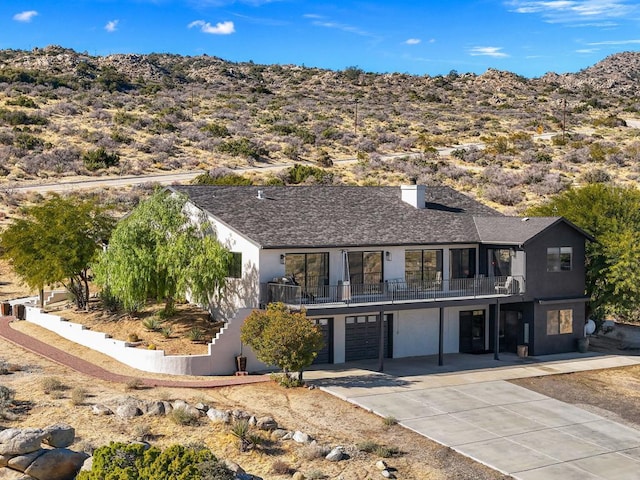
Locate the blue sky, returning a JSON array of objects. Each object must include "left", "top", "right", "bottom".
[{"left": 2, "top": 1, "right": 640, "bottom": 78}]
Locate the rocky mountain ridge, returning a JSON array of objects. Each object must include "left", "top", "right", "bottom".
[{"left": 1, "top": 45, "right": 639, "bottom": 96}]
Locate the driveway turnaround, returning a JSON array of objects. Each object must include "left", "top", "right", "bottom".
[{"left": 309, "top": 354, "right": 640, "bottom": 480}]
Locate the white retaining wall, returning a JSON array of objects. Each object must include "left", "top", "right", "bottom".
[{"left": 23, "top": 306, "right": 266, "bottom": 376}]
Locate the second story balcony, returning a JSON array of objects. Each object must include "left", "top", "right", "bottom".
[{"left": 262, "top": 275, "right": 525, "bottom": 310}]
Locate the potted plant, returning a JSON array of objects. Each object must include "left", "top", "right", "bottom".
[{"left": 235, "top": 342, "right": 247, "bottom": 372}]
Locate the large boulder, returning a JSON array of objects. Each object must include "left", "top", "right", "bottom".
[
  {"left": 256, "top": 417, "right": 278, "bottom": 431},
  {"left": 24, "top": 448, "right": 89, "bottom": 480},
  {"left": 325, "top": 446, "right": 345, "bottom": 462},
  {"left": 292, "top": 431, "right": 312, "bottom": 444},
  {"left": 115, "top": 403, "right": 143, "bottom": 418},
  {"left": 43, "top": 424, "right": 75, "bottom": 448},
  {"left": 0, "top": 429, "right": 47, "bottom": 455},
  {"left": 206, "top": 408, "right": 230, "bottom": 424},
  {"left": 143, "top": 401, "right": 166, "bottom": 416},
  {"left": 91, "top": 404, "right": 112, "bottom": 416},
  {"left": 7, "top": 449, "right": 46, "bottom": 472}
]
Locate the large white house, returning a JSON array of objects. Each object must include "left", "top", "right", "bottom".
[{"left": 169, "top": 184, "right": 592, "bottom": 374}]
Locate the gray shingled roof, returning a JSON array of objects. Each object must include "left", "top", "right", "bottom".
[
  {"left": 169, "top": 185, "right": 562, "bottom": 249},
  {"left": 474, "top": 216, "right": 562, "bottom": 245}
]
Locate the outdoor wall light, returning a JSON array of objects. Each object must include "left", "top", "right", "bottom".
[
  {"left": 385, "top": 251, "right": 392, "bottom": 261},
  {"left": 280, "top": 254, "right": 286, "bottom": 264}
]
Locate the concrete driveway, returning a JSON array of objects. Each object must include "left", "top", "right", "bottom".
[{"left": 307, "top": 353, "right": 640, "bottom": 479}]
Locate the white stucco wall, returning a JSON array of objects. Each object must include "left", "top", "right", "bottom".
[
  {"left": 23, "top": 306, "right": 268, "bottom": 376},
  {"left": 308, "top": 303, "right": 492, "bottom": 363},
  {"left": 390, "top": 308, "right": 441, "bottom": 357}
]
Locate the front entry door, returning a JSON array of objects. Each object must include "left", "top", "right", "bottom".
[
  {"left": 459, "top": 310, "right": 486, "bottom": 353},
  {"left": 500, "top": 311, "right": 519, "bottom": 353}
]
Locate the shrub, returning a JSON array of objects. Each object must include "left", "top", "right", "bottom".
[
  {"left": 0, "top": 385, "right": 15, "bottom": 419},
  {"left": 14, "top": 133, "right": 44, "bottom": 151},
  {"left": 0, "top": 108, "right": 48, "bottom": 126},
  {"left": 170, "top": 407, "right": 200, "bottom": 426},
  {"left": 160, "top": 326, "right": 173, "bottom": 338},
  {"left": 76, "top": 443, "right": 233, "bottom": 480},
  {"left": 358, "top": 440, "right": 381, "bottom": 453},
  {"left": 581, "top": 168, "right": 611, "bottom": 184},
  {"left": 99, "top": 287, "right": 121, "bottom": 312},
  {"left": 200, "top": 122, "right": 229, "bottom": 137},
  {"left": 0, "top": 385, "right": 15, "bottom": 409},
  {"left": 307, "top": 471, "right": 328, "bottom": 480},
  {"left": 125, "top": 378, "right": 144, "bottom": 391},
  {"left": 82, "top": 147, "right": 120, "bottom": 171},
  {"left": 271, "top": 459, "right": 292, "bottom": 475},
  {"left": 70, "top": 387, "right": 87, "bottom": 406},
  {"left": 285, "top": 164, "right": 333, "bottom": 185},
  {"left": 382, "top": 416, "right": 398, "bottom": 427},
  {"left": 132, "top": 423, "right": 153, "bottom": 442},
  {"left": 41, "top": 377, "right": 66, "bottom": 394},
  {"left": 6, "top": 96, "right": 38, "bottom": 108},
  {"left": 270, "top": 372, "right": 304, "bottom": 388},
  {"left": 142, "top": 317, "right": 162, "bottom": 332},
  {"left": 316, "top": 149, "right": 333, "bottom": 167},
  {"left": 300, "top": 443, "right": 331, "bottom": 460},
  {"left": 187, "top": 327, "right": 205, "bottom": 343},
  {"left": 192, "top": 172, "right": 253, "bottom": 185},
  {"left": 230, "top": 418, "right": 256, "bottom": 451},
  {"left": 217, "top": 137, "right": 267, "bottom": 160},
  {"left": 374, "top": 445, "right": 401, "bottom": 458}
]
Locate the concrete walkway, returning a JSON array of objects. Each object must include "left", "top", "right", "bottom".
[{"left": 307, "top": 353, "right": 640, "bottom": 480}]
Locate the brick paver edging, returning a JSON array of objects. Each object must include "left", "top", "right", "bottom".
[{"left": 0, "top": 316, "right": 270, "bottom": 388}]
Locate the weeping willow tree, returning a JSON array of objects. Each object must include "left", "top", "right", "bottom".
[{"left": 93, "top": 189, "right": 232, "bottom": 314}]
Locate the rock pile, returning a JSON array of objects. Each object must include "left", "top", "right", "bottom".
[{"left": 0, "top": 424, "right": 88, "bottom": 480}]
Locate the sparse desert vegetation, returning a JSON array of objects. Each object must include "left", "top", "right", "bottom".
[{"left": 0, "top": 46, "right": 640, "bottom": 216}]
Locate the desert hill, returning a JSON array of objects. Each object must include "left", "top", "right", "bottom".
[{"left": 0, "top": 46, "right": 639, "bottom": 213}]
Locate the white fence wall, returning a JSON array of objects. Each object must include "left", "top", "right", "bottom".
[{"left": 24, "top": 306, "right": 266, "bottom": 376}]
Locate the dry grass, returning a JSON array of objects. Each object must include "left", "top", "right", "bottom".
[{"left": 0, "top": 334, "right": 506, "bottom": 480}]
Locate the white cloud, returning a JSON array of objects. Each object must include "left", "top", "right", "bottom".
[
  {"left": 506, "top": 0, "right": 638, "bottom": 23},
  {"left": 105, "top": 20, "right": 119, "bottom": 32},
  {"left": 405, "top": 38, "right": 421, "bottom": 45},
  {"left": 469, "top": 46, "right": 509, "bottom": 57},
  {"left": 587, "top": 38, "right": 640, "bottom": 45},
  {"left": 13, "top": 10, "right": 38, "bottom": 22},
  {"left": 188, "top": 20, "right": 235, "bottom": 35}
]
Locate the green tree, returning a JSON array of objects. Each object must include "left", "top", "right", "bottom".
[
  {"left": 527, "top": 184, "right": 640, "bottom": 321},
  {"left": 241, "top": 303, "right": 324, "bottom": 381},
  {"left": 0, "top": 195, "right": 114, "bottom": 309},
  {"left": 93, "top": 190, "right": 232, "bottom": 314}
]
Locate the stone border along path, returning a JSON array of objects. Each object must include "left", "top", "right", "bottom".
[{"left": 0, "top": 316, "right": 269, "bottom": 388}]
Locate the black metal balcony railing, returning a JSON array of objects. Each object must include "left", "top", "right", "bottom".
[{"left": 262, "top": 275, "right": 525, "bottom": 308}]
